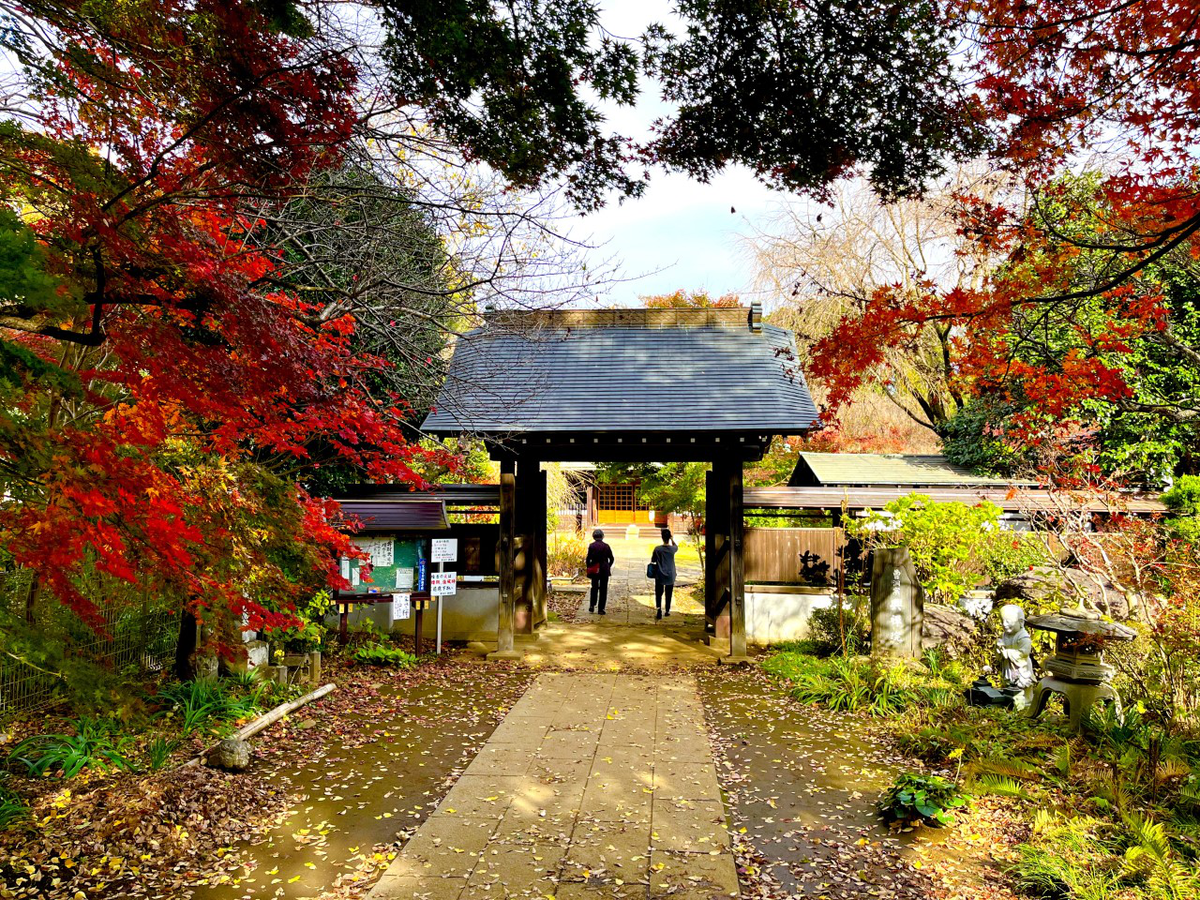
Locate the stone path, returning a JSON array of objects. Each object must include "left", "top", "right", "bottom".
[{"left": 367, "top": 672, "right": 739, "bottom": 900}]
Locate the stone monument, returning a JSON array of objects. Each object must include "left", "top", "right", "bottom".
[{"left": 869, "top": 547, "right": 925, "bottom": 658}]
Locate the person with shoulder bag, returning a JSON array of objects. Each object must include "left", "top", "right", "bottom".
[
  {"left": 585, "top": 528, "right": 615, "bottom": 614},
  {"left": 650, "top": 527, "right": 678, "bottom": 620}
]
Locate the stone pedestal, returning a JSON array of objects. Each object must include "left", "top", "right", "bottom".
[
  {"left": 869, "top": 548, "right": 925, "bottom": 658},
  {"left": 1030, "top": 677, "right": 1122, "bottom": 731}
]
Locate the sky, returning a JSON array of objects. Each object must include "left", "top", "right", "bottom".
[{"left": 567, "top": 1, "right": 808, "bottom": 305}]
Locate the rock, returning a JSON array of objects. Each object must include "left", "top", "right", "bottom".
[
  {"left": 995, "top": 566, "right": 1136, "bottom": 619},
  {"left": 226, "top": 640, "right": 269, "bottom": 675},
  {"left": 207, "top": 737, "right": 252, "bottom": 771},
  {"left": 921, "top": 604, "right": 977, "bottom": 653},
  {"left": 195, "top": 655, "right": 219, "bottom": 683}
]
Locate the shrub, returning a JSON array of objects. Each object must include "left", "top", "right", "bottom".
[
  {"left": 847, "top": 493, "right": 1051, "bottom": 604},
  {"left": 806, "top": 595, "right": 869, "bottom": 656},
  {"left": 879, "top": 772, "right": 968, "bottom": 827},
  {"left": 547, "top": 534, "right": 588, "bottom": 578},
  {"left": 9, "top": 717, "right": 136, "bottom": 778},
  {"left": 352, "top": 642, "right": 418, "bottom": 667}
]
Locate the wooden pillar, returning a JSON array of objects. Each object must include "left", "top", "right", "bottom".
[
  {"left": 512, "top": 457, "right": 538, "bottom": 634},
  {"left": 728, "top": 461, "right": 748, "bottom": 661},
  {"left": 705, "top": 461, "right": 732, "bottom": 650},
  {"left": 489, "top": 461, "right": 521, "bottom": 660},
  {"left": 532, "top": 468, "right": 548, "bottom": 628}
]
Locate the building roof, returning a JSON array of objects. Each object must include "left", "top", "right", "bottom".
[
  {"left": 745, "top": 486, "right": 1166, "bottom": 515},
  {"left": 789, "top": 452, "right": 1036, "bottom": 488},
  {"left": 332, "top": 484, "right": 501, "bottom": 507},
  {"left": 422, "top": 308, "right": 820, "bottom": 437},
  {"left": 337, "top": 499, "right": 451, "bottom": 533}
]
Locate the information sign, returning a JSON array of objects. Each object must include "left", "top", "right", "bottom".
[
  {"left": 417, "top": 558, "right": 428, "bottom": 591},
  {"left": 392, "top": 593, "right": 411, "bottom": 620},
  {"left": 354, "top": 537, "right": 395, "bottom": 567},
  {"left": 430, "top": 571, "right": 457, "bottom": 597},
  {"left": 430, "top": 538, "right": 458, "bottom": 563},
  {"left": 396, "top": 567, "right": 414, "bottom": 590}
]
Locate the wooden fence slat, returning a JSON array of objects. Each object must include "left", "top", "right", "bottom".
[{"left": 744, "top": 527, "right": 845, "bottom": 585}]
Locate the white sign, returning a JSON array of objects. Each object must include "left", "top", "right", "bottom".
[
  {"left": 392, "top": 593, "right": 411, "bottom": 620},
  {"left": 430, "top": 571, "right": 457, "bottom": 597},
  {"left": 354, "top": 537, "right": 394, "bottom": 567},
  {"left": 340, "top": 557, "right": 351, "bottom": 580},
  {"left": 351, "top": 567, "right": 361, "bottom": 587},
  {"left": 396, "top": 567, "right": 414, "bottom": 590},
  {"left": 430, "top": 538, "right": 458, "bottom": 563}
]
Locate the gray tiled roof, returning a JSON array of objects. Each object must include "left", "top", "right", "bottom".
[
  {"left": 421, "top": 311, "right": 820, "bottom": 435},
  {"left": 790, "top": 452, "right": 1034, "bottom": 487}
]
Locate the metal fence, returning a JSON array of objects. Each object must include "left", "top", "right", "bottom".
[{"left": 0, "top": 569, "right": 179, "bottom": 719}]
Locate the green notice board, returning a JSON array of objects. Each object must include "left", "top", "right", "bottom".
[{"left": 342, "top": 535, "right": 423, "bottom": 595}]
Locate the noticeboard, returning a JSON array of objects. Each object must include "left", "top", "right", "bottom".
[{"left": 342, "top": 536, "right": 420, "bottom": 595}]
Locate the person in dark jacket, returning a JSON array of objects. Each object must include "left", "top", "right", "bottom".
[
  {"left": 586, "top": 528, "right": 615, "bottom": 614},
  {"left": 651, "top": 528, "right": 678, "bottom": 620}
]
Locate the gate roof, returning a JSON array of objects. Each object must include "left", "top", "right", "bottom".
[{"left": 422, "top": 308, "right": 819, "bottom": 450}]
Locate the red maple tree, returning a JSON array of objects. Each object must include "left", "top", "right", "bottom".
[
  {"left": 0, "top": 2, "right": 452, "bottom": 651},
  {"left": 809, "top": 0, "right": 1200, "bottom": 461}
]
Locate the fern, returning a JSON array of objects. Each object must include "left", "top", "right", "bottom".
[
  {"left": 974, "top": 774, "right": 1029, "bottom": 799},
  {"left": 1121, "top": 812, "right": 1200, "bottom": 900},
  {"left": 1054, "top": 743, "right": 1071, "bottom": 779},
  {"left": 969, "top": 755, "right": 1042, "bottom": 781},
  {"left": 1180, "top": 778, "right": 1200, "bottom": 809}
]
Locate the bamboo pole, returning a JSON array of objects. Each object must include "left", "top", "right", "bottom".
[{"left": 185, "top": 682, "right": 337, "bottom": 767}]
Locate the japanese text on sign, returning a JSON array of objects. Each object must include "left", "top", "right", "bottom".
[
  {"left": 430, "top": 538, "right": 458, "bottom": 563},
  {"left": 392, "top": 593, "right": 411, "bottom": 620},
  {"left": 430, "top": 571, "right": 457, "bottom": 597},
  {"left": 354, "top": 537, "right": 394, "bottom": 567}
]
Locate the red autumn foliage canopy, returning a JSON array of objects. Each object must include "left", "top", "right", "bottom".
[
  {"left": 809, "top": 0, "right": 1200, "bottom": 453},
  {"left": 0, "top": 1, "right": 453, "bottom": 644}
]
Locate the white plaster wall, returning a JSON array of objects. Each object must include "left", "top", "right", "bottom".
[
  {"left": 326, "top": 585, "right": 501, "bottom": 642},
  {"left": 745, "top": 588, "right": 834, "bottom": 646}
]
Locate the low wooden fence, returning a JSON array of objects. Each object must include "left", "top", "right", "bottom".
[{"left": 744, "top": 527, "right": 846, "bottom": 586}]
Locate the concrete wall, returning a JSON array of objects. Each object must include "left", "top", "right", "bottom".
[
  {"left": 745, "top": 585, "right": 834, "bottom": 646},
  {"left": 327, "top": 584, "right": 501, "bottom": 643}
]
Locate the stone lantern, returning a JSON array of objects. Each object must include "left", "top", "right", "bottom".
[{"left": 1026, "top": 609, "right": 1137, "bottom": 731}]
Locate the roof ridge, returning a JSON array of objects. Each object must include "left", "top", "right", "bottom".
[{"left": 481, "top": 307, "right": 759, "bottom": 332}]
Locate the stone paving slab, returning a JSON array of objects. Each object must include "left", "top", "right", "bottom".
[{"left": 367, "top": 673, "right": 739, "bottom": 899}]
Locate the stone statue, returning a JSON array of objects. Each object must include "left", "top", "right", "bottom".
[{"left": 996, "top": 604, "right": 1036, "bottom": 709}]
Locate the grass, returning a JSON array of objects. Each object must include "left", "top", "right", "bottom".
[
  {"left": 0, "top": 777, "right": 26, "bottom": 831},
  {"left": 155, "top": 678, "right": 267, "bottom": 734},
  {"left": 763, "top": 643, "right": 1200, "bottom": 900},
  {"left": 8, "top": 717, "right": 136, "bottom": 778},
  {"left": 762, "top": 651, "right": 961, "bottom": 717}
]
